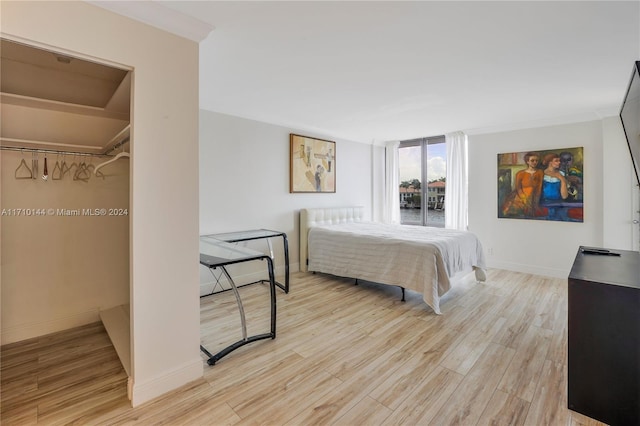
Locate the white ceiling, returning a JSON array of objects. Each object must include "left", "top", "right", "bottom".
[{"left": 97, "top": 1, "right": 639, "bottom": 144}]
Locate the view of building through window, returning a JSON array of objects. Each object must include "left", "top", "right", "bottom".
[{"left": 398, "top": 137, "right": 446, "bottom": 227}]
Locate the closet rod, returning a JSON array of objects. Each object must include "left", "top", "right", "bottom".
[
  {"left": 0, "top": 145, "right": 110, "bottom": 157},
  {"left": 104, "top": 136, "right": 130, "bottom": 155}
]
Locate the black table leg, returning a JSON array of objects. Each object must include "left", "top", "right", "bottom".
[{"left": 201, "top": 256, "right": 277, "bottom": 365}]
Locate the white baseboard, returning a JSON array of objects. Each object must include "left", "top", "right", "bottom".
[
  {"left": 487, "top": 259, "right": 568, "bottom": 278},
  {"left": 130, "top": 357, "right": 203, "bottom": 407},
  {"left": 1, "top": 309, "right": 100, "bottom": 345}
]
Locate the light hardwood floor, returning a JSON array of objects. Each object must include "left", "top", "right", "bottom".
[{"left": 2, "top": 269, "right": 606, "bottom": 425}]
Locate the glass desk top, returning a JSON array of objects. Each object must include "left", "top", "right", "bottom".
[
  {"left": 199, "top": 236, "right": 268, "bottom": 267},
  {"left": 201, "top": 229, "right": 290, "bottom": 293},
  {"left": 204, "top": 229, "right": 285, "bottom": 243}
]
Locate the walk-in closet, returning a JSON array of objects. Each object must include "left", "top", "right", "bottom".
[{"left": 1, "top": 39, "right": 132, "bottom": 376}]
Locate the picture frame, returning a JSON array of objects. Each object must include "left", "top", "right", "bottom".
[
  {"left": 497, "top": 146, "right": 583, "bottom": 222},
  {"left": 290, "top": 134, "right": 336, "bottom": 193}
]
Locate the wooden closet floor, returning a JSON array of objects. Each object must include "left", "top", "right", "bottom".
[
  {"left": 0, "top": 321, "right": 128, "bottom": 424},
  {"left": 2, "top": 270, "right": 605, "bottom": 425}
]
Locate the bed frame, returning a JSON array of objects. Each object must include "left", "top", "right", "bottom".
[{"left": 299, "top": 206, "right": 365, "bottom": 272}]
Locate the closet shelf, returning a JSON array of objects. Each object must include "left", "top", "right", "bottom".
[
  {"left": 100, "top": 304, "right": 131, "bottom": 376},
  {"left": 0, "top": 137, "right": 103, "bottom": 152}
]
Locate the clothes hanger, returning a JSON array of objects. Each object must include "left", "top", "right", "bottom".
[
  {"left": 15, "top": 150, "right": 33, "bottom": 179},
  {"left": 86, "top": 157, "right": 106, "bottom": 179},
  {"left": 42, "top": 154, "right": 49, "bottom": 181},
  {"left": 52, "top": 153, "right": 63, "bottom": 180},
  {"left": 65, "top": 154, "right": 78, "bottom": 179},
  {"left": 74, "top": 159, "right": 90, "bottom": 182},
  {"left": 94, "top": 151, "right": 130, "bottom": 175},
  {"left": 31, "top": 151, "right": 38, "bottom": 180},
  {"left": 61, "top": 153, "right": 71, "bottom": 178}
]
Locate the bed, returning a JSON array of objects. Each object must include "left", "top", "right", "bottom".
[{"left": 299, "top": 206, "right": 487, "bottom": 314}]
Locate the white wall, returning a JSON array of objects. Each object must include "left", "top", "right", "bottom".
[
  {"left": 469, "top": 118, "right": 637, "bottom": 277},
  {"left": 1, "top": 1, "right": 202, "bottom": 406},
  {"left": 199, "top": 110, "right": 373, "bottom": 289},
  {"left": 602, "top": 116, "right": 639, "bottom": 250}
]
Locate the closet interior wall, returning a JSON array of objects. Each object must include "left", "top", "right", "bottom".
[{"left": 1, "top": 151, "right": 130, "bottom": 343}]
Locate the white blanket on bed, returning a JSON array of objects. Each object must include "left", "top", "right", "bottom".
[{"left": 308, "top": 222, "right": 486, "bottom": 314}]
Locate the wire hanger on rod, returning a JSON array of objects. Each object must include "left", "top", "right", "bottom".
[
  {"left": 31, "top": 151, "right": 38, "bottom": 180},
  {"left": 14, "top": 150, "right": 33, "bottom": 179},
  {"left": 86, "top": 156, "right": 106, "bottom": 180},
  {"left": 52, "top": 153, "right": 63, "bottom": 180}
]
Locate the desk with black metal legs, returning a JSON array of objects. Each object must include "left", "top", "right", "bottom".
[{"left": 199, "top": 236, "right": 277, "bottom": 365}]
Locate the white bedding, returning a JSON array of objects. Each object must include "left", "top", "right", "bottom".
[{"left": 307, "top": 221, "right": 487, "bottom": 314}]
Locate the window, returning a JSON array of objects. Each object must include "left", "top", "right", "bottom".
[{"left": 398, "top": 136, "right": 446, "bottom": 227}]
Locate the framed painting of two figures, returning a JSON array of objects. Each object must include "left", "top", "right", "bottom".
[{"left": 498, "top": 147, "right": 583, "bottom": 222}]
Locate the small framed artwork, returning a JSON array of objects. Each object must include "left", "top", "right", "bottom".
[
  {"left": 497, "top": 146, "right": 583, "bottom": 222},
  {"left": 290, "top": 134, "right": 335, "bottom": 193}
]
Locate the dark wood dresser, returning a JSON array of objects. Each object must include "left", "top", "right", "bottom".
[{"left": 568, "top": 246, "right": 640, "bottom": 425}]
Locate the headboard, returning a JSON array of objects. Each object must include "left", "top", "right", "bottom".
[{"left": 299, "top": 206, "right": 365, "bottom": 272}]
